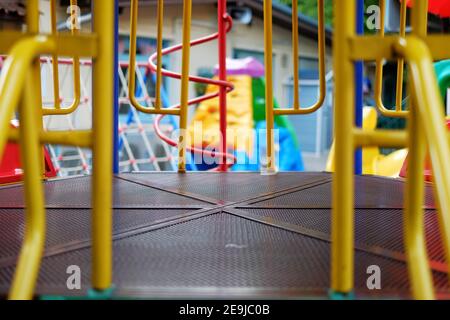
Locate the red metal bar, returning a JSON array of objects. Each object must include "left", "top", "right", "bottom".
[
  {"left": 147, "top": 14, "right": 236, "bottom": 170},
  {"left": 218, "top": 0, "right": 228, "bottom": 171},
  {"left": 147, "top": 16, "right": 234, "bottom": 106}
]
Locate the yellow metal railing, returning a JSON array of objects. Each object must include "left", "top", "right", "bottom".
[
  {"left": 0, "top": 37, "right": 53, "bottom": 299},
  {"left": 128, "top": 0, "right": 169, "bottom": 114},
  {"left": 333, "top": 0, "right": 450, "bottom": 300},
  {"left": 375, "top": 0, "right": 409, "bottom": 118},
  {"left": 128, "top": 0, "right": 191, "bottom": 172},
  {"left": 0, "top": 0, "right": 114, "bottom": 299},
  {"left": 264, "top": 0, "right": 326, "bottom": 171},
  {"left": 42, "top": 0, "right": 81, "bottom": 116}
]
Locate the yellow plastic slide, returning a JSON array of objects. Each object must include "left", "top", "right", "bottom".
[
  {"left": 188, "top": 75, "right": 254, "bottom": 155},
  {"left": 326, "top": 107, "right": 408, "bottom": 177}
]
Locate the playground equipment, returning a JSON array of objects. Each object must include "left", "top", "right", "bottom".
[
  {"left": 46, "top": 57, "right": 177, "bottom": 174},
  {"left": 332, "top": 0, "right": 450, "bottom": 299},
  {"left": 0, "top": 0, "right": 449, "bottom": 301},
  {"left": 400, "top": 119, "right": 450, "bottom": 182},
  {"left": 331, "top": 0, "right": 450, "bottom": 180},
  {"left": 117, "top": 61, "right": 176, "bottom": 172},
  {"left": 0, "top": 55, "right": 176, "bottom": 176},
  {"left": 264, "top": 0, "right": 326, "bottom": 172},
  {"left": 375, "top": 0, "right": 409, "bottom": 117},
  {"left": 42, "top": 57, "right": 92, "bottom": 176},
  {"left": 0, "top": 0, "right": 114, "bottom": 299},
  {"left": 0, "top": 122, "right": 57, "bottom": 184},
  {"left": 128, "top": 0, "right": 235, "bottom": 172},
  {"left": 326, "top": 107, "right": 408, "bottom": 177},
  {"left": 188, "top": 57, "right": 303, "bottom": 171}
]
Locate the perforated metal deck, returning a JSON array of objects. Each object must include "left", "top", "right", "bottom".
[{"left": 0, "top": 172, "right": 448, "bottom": 299}]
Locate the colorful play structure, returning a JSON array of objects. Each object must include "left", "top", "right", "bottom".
[
  {"left": 188, "top": 57, "right": 303, "bottom": 171},
  {"left": 0, "top": 0, "right": 449, "bottom": 300}
]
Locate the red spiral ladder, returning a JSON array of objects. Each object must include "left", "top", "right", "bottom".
[{"left": 149, "top": 1, "right": 236, "bottom": 171}]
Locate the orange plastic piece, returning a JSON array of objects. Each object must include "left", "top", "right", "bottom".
[
  {"left": 399, "top": 119, "right": 450, "bottom": 182},
  {"left": 0, "top": 123, "right": 56, "bottom": 185}
]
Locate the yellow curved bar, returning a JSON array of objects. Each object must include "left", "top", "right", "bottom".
[
  {"left": 42, "top": 0, "right": 81, "bottom": 116},
  {"left": 10, "top": 74, "right": 47, "bottom": 300},
  {"left": 274, "top": 0, "right": 326, "bottom": 115},
  {"left": 128, "top": 0, "right": 178, "bottom": 115},
  {"left": 2, "top": 1, "right": 114, "bottom": 299},
  {"left": 263, "top": 0, "right": 276, "bottom": 172},
  {"left": 374, "top": 0, "right": 409, "bottom": 118},
  {"left": 0, "top": 37, "right": 56, "bottom": 158},
  {"left": 264, "top": 0, "right": 326, "bottom": 172},
  {"left": 50, "top": 0, "right": 60, "bottom": 111},
  {"left": 403, "top": 101, "right": 434, "bottom": 299},
  {"left": 0, "top": 36, "right": 56, "bottom": 300},
  {"left": 177, "top": 0, "right": 192, "bottom": 172},
  {"left": 155, "top": 0, "right": 164, "bottom": 110},
  {"left": 394, "top": 36, "right": 450, "bottom": 300}
]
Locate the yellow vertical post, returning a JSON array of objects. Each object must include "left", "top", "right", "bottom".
[
  {"left": 292, "top": 1, "right": 299, "bottom": 110},
  {"left": 317, "top": 0, "right": 326, "bottom": 111},
  {"left": 412, "top": 0, "right": 428, "bottom": 38},
  {"left": 10, "top": 1, "right": 47, "bottom": 299},
  {"left": 128, "top": 0, "right": 139, "bottom": 106},
  {"left": 403, "top": 95, "right": 435, "bottom": 300},
  {"left": 91, "top": 0, "right": 114, "bottom": 291},
  {"left": 178, "top": 0, "right": 192, "bottom": 173},
  {"left": 331, "top": 0, "right": 356, "bottom": 296},
  {"left": 264, "top": 0, "right": 276, "bottom": 172},
  {"left": 50, "top": 0, "right": 61, "bottom": 110},
  {"left": 395, "top": 0, "right": 407, "bottom": 112},
  {"left": 8, "top": 74, "right": 47, "bottom": 300},
  {"left": 155, "top": 0, "right": 164, "bottom": 110},
  {"left": 26, "top": 0, "right": 39, "bottom": 33},
  {"left": 374, "top": 0, "right": 388, "bottom": 114},
  {"left": 27, "top": 0, "right": 45, "bottom": 175},
  {"left": 374, "top": 0, "right": 408, "bottom": 117}
]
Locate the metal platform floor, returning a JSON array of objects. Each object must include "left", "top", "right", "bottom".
[{"left": 0, "top": 172, "right": 448, "bottom": 299}]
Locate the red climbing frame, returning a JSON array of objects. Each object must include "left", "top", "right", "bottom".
[{"left": 217, "top": 0, "right": 228, "bottom": 171}]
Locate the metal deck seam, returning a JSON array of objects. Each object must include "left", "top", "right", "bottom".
[{"left": 223, "top": 208, "right": 449, "bottom": 275}]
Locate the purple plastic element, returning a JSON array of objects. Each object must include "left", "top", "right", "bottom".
[{"left": 214, "top": 57, "right": 265, "bottom": 77}]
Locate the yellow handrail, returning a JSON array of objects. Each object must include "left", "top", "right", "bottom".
[
  {"left": 42, "top": 0, "right": 81, "bottom": 116},
  {"left": 332, "top": 0, "right": 450, "bottom": 300},
  {"left": 128, "top": 0, "right": 191, "bottom": 172},
  {"left": 395, "top": 37, "right": 450, "bottom": 300},
  {"left": 374, "top": 0, "right": 409, "bottom": 118},
  {"left": 275, "top": 0, "right": 326, "bottom": 115},
  {"left": 0, "top": 0, "right": 114, "bottom": 299},
  {"left": 264, "top": 0, "right": 326, "bottom": 172},
  {"left": 263, "top": 0, "right": 275, "bottom": 172},
  {"left": 0, "top": 37, "right": 56, "bottom": 156},
  {"left": 128, "top": 0, "right": 178, "bottom": 115},
  {"left": 154, "top": 0, "right": 164, "bottom": 110},
  {"left": 0, "top": 36, "right": 56, "bottom": 300}
]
